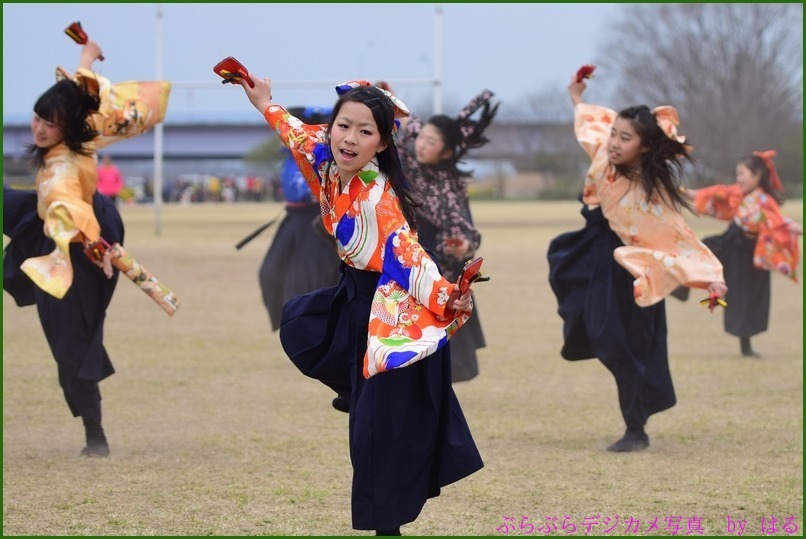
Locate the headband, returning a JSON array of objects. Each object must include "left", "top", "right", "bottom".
[
  {"left": 335, "top": 80, "right": 411, "bottom": 120},
  {"left": 652, "top": 106, "right": 686, "bottom": 145},
  {"left": 753, "top": 150, "right": 784, "bottom": 193}
]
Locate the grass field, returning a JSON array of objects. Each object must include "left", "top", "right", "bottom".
[{"left": 3, "top": 200, "right": 802, "bottom": 536}]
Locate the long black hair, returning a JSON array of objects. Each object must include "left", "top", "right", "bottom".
[
  {"left": 425, "top": 114, "right": 465, "bottom": 176},
  {"left": 426, "top": 96, "right": 499, "bottom": 178},
  {"left": 616, "top": 105, "right": 692, "bottom": 211},
  {"left": 327, "top": 86, "right": 421, "bottom": 230},
  {"left": 738, "top": 154, "right": 785, "bottom": 205},
  {"left": 27, "top": 78, "right": 100, "bottom": 169}
]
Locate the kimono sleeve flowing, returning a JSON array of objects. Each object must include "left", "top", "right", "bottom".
[
  {"left": 694, "top": 184, "right": 799, "bottom": 281},
  {"left": 263, "top": 104, "right": 470, "bottom": 377},
  {"left": 19, "top": 145, "right": 101, "bottom": 298},
  {"left": 574, "top": 103, "right": 724, "bottom": 306},
  {"left": 18, "top": 67, "right": 170, "bottom": 299}
]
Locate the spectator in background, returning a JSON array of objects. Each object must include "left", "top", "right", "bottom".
[
  {"left": 207, "top": 175, "right": 221, "bottom": 202},
  {"left": 96, "top": 154, "right": 124, "bottom": 204}
]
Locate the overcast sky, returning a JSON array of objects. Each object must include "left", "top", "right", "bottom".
[{"left": 3, "top": 3, "right": 620, "bottom": 121}]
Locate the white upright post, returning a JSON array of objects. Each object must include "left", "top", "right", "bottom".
[
  {"left": 153, "top": 3, "right": 164, "bottom": 235},
  {"left": 433, "top": 5, "right": 443, "bottom": 115}
]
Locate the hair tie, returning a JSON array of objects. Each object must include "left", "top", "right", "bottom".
[
  {"left": 335, "top": 80, "right": 410, "bottom": 120},
  {"left": 753, "top": 150, "right": 783, "bottom": 193},
  {"left": 55, "top": 67, "right": 101, "bottom": 99},
  {"left": 652, "top": 106, "right": 686, "bottom": 144}
]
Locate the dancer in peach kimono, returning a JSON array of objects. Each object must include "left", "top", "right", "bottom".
[
  {"left": 548, "top": 70, "right": 727, "bottom": 453},
  {"left": 680, "top": 151, "right": 802, "bottom": 357},
  {"left": 233, "top": 74, "right": 482, "bottom": 535},
  {"left": 3, "top": 39, "right": 169, "bottom": 457}
]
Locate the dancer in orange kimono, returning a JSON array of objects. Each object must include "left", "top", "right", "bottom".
[
  {"left": 681, "top": 151, "right": 802, "bottom": 357},
  {"left": 548, "top": 70, "right": 727, "bottom": 453},
  {"left": 233, "top": 74, "right": 482, "bottom": 535},
  {"left": 3, "top": 39, "right": 169, "bottom": 457}
]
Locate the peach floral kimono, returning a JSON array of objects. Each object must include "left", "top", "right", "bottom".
[{"left": 574, "top": 103, "right": 724, "bottom": 306}]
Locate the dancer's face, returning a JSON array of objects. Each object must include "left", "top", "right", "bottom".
[
  {"left": 415, "top": 123, "right": 452, "bottom": 166},
  {"left": 330, "top": 101, "right": 387, "bottom": 179},
  {"left": 735, "top": 163, "right": 761, "bottom": 194},
  {"left": 607, "top": 117, "right": 645, "bottom": 168},
  {"left": 30, "top": 113, "right": 64, "bottom": 149}
]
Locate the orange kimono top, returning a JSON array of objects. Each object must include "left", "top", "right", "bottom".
[
  {"left": 20, "top": 143, "right": 103, "bottom": 298},
  {"left": 262, "top": 104, "right": 469, "bottom": 378},
  {"left": 574, "top": 103, "right": 724, "bottom": 306},
  {"left": 19, "top": 67, "right": 170, "bottom": 299},
  {"left": 694, "top": 184, "right": 799, "bottom": 281}
]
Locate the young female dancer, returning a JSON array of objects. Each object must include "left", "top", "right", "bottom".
[
  {"left": 397, "top": 88, "right": 498, "bottom": 382},
  {"left": 234, "top": 75, "right": 483, "bottom": 535},
  {"left": 3, "top": 39, "right": 169, "bottom": 457},
  {"left": 682, "top": 151, "right": 801, "bottom": 357},
  {"left": 548, "top": 72, "right": 727, "bottom": 453}
]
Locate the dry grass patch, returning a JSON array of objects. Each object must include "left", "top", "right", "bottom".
[{"left": 4, "top": 200, "right": 802, "bottom": 536}]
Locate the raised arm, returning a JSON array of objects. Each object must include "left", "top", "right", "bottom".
[
  {"left": 78, "top": 39, "right": 103, "bottom": 71},
  {"left": 238, "top": 76, "right": 273, "bottom": 115},
  {"left": 568, "top": 75, "right": 586, "bottom": 107}
]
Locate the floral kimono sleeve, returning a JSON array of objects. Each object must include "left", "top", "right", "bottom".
[
  {"left": 574, "top": 104, "right": 617, "bottom": 205},
  {"left": 753, "top": 193, "right": 800, "bottom": 281},
  {"left": 612, "top": 217, "right": 726, "bottom": 307},
  {"left": 20, "top": 148, "right": 100, "bottom": 299},
  {"left": 263, "top": 104, "right": 329, "bottom": 199},
  {"left": 64, "top": 67, "right": 171, "bottom": 150},
  {"left": 446, "top": 184, "right": 481, "bottom": 251},
  {"left": 604, "top": 185, "right": 725, "bottom": 307},
  {"left": 574, "top": 103, "right": 616, "bottom": 161},
  {"left": 693, "top": 184, "right": 742, "bottom": 220},
  {"left": 400, "top": 115, "right": 422, "bottom": 149},
  {"left": 380, "top": 222, "right": 455, "bottom": 317},
  {"left": 364, "top": 185, "right": 471, "bottom": 379}
]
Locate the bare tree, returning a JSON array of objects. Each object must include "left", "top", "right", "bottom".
[
  {"left": 503, "top": 82, "right": 572, "bottom": 123},
  {"left": 599, "top": 4, "right": 802, "bottom": 190}
]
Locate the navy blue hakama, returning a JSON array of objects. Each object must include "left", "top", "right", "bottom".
[
  {"left": 547, "top": 203, "right": 675, "bottom": 430},
  {"left": 4, "top": 188, "right": 123, "bottom": 419},
  {"left": 280, "top": 264, "right": 484, "bottom": 531},
  {"left": 703, "top": 223, "right": 770, "bottom": 338}
]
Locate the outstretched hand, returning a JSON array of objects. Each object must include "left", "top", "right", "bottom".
[
  {"left": 568, "top": 75, "right": 586, "bottom": 107},
  {"left": 239, "top": 76, "right": 273, "bottom": 114},
  {"left": 708, "top": 281, "right": 728, "bottom": 299}
]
